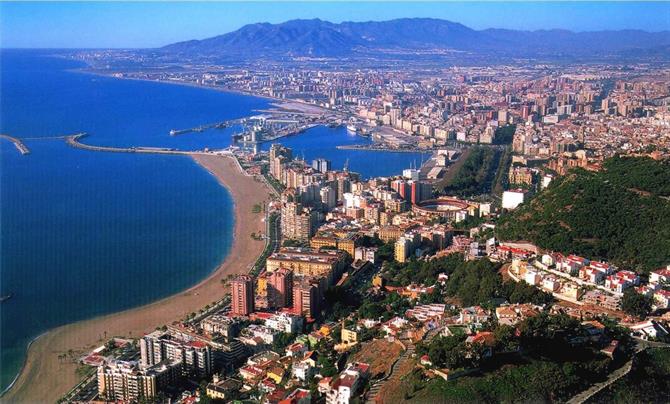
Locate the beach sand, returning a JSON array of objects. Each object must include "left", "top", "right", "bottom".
[{"left": 2, "top": 154, "right": 270, "bottom": 403}]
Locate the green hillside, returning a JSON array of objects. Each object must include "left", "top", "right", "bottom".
[{"left": 496, "top": 157, "right": 670, "bottom": 273}]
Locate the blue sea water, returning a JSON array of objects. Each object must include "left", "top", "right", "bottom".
[
  {"left": 0, "top": 50, "right": 426, "bottom": 392},
  {"left": 258, "top": 127, "right": 429, "bottom": 178}
]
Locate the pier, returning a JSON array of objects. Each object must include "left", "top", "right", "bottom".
[
  {"left": 0, "top": 134, "right": 30, "bottom": 155},
  {"left": 65, "top": 133, "right": 230, "bottom": 156},
  {"left": 169, "top": 118, "right": 244, "bottom": 136}
]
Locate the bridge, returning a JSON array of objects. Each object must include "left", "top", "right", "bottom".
[{"left": 0, "top": 134, "right": 30, "bottom": 155}]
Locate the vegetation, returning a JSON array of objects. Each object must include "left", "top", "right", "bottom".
[
  {"left": 407, "top": 359, "right": 593, "bottom": 403},
  {"left": 621, "top": 289, "right": 653, "bottom": 318},
  {"left": 272, "top": 332, "right": 294, "bottom": 351},
  {"left": 492, "top": 146, "right": 512, "bottom": 196},
  {"left": 407, "top": 313, "right": 623, "bottom": 403},
  {"left": 591, "top": 348, "right": 670, "bottom": 403},
  {"left": 441, "top": 147, "right": 502, "bottom": 197},
  {"left": 382, "top": 254, "right": 553, "bottom": 307},
  {"left": 357, "top": 292, "right": 412, "bottom": 322},
  {"left": 315, "top": 340, "right": 339, "bottom": 377},
  {"left": 263, "top": 173, "right": 286, "bottom": 194},
  {"left": 496, "top": 157, "right": 670, "bottom": 273},
  {"left": 600, "top": 156, "right": 670, "bottom": 197},
  {"left": 423, "top": 334, "right": 486, "bottom": 370},
  {"left": 493, "top": 124, "right": 516, "bottom": 145},
  {"left": 250, "top": 212, "right": 279, "bottom": 276},
  {"left": 282, "top": 239, "right": 310, "bottom": 248}
]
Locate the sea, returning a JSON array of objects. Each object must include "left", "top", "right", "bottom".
[{"left": 0, "top": 49, "right": 427, "bottom": 392}]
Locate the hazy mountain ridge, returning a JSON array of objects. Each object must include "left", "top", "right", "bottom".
[{"left": 161, "top": 18, "right": 670, "bottom": 59}]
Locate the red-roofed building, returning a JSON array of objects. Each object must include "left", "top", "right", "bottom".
[
  {"left": 650, "top": 266, "right": 670, "bottom": 285},
  {"left": 654, "top": 289, "right": 670, "bottom": 309},
  {"left": 496, "top": 245, "right": 534, "bottom": 260},
  {"left": 466, "top": 331, "right": 496, "bottom": 346},
  {"left": 239, "top": 364, "right": 264, "bottom": 381},
  {"left": 589, "top": 261, "right": 613, "bottom": 274},
  {"left": 280, "top": 388, "right": 312, "bottom": 404},
  {"left": 605, "top": 270, "right": 639, "bottom": 293},
  {"left": 600, "top": 340, "right": 620, "bottom": 359},
  {"left": 459, "top": 306, "right": 491, "bottom": 325},
  {"left": 323, "top": 362, "right": 370, "bottom": 404},
  {"left": 559, "top": 254, "right": 589, "bottom": 275},
  {"left": 635, "top": 284, "right": 659, "bottom": 297},
  {"left": 579, "top": 266, "right": 607, "bottom": 284}
]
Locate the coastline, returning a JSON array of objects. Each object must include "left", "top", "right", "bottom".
[
  {"left": 75, "top": 68, "right": 333, "bottom": 116},
  {"left": 2, "top": 154, "right": 270, "bottom": 403}
]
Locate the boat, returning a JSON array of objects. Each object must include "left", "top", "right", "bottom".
[
  {"left": 0, "top": 293, "right": 13, "bottom": 303},
  {"left": 346, "top": 124, "right": 358, "bottom": 134}
]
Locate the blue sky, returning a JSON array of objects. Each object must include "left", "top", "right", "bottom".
[{"left": 2, "top": 1, "right": 669, "bottom": 48}]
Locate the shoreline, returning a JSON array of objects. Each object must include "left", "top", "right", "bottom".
[
  {"left": 76, "top": 68, "right": 333, "bottom": 116},
  {"left": 0, "top": 331, "right": 48, "bottom": 397},
  {"left": 2, "top": 153, "right": 270, "bottom": 403}
]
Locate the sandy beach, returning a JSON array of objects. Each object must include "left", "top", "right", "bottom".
[{"left": 2, "top": 154, "right": 270, "bottom": 403}]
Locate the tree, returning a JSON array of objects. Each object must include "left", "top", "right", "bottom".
[
  {"left": 358, "top": 301, "right": 384, "bottom": 319},
  {"left": 427, "top": 335, "right": 468, "bottom": 369},
  {"left": 496, "top": 157, "right": 670, "bottom": 273},
  {"left": 272, "top": 332, "right": 294, "bottom": 351},
  {"left": 622, "top": 289, "right": 653, "bottom": 318},
  {"left": 318, "top": 356, "right": 338, "bottom": 377},
  {"left": 493, "top": 325, "right": 519, "bottom": 352}
]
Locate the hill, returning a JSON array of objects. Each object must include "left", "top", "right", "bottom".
[
  {"left": 496, "top": 157, "right": 670, "bottom": 273},
  {"left": 161, "top": 18, "right": 670, "bottom": 60}
]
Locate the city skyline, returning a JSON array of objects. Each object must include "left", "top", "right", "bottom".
[
  {"left": 2, "top": 1, "right": 670, "bottom": 49},
  {"left": 2, "top": 1, "right": 670, "bottom": 402}
]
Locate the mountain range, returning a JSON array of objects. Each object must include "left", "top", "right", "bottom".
[{"left": 161, "top": 18, "right": 670, "bottom": 60}]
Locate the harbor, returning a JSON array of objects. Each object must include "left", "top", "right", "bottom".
[{"left": 169, "top": 111, "right": 342, "bottom": 145}]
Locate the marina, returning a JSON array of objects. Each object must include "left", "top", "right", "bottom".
[{"left": 170, "top": 113, "right": 325, "bottom": 145}]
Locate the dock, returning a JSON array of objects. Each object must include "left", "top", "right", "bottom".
[
  {"left": 169, "top": 118, "right": 244, "bottom": 136},
  {"left": 0, "top": 134, "right": 30, "bottom": 155}
]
